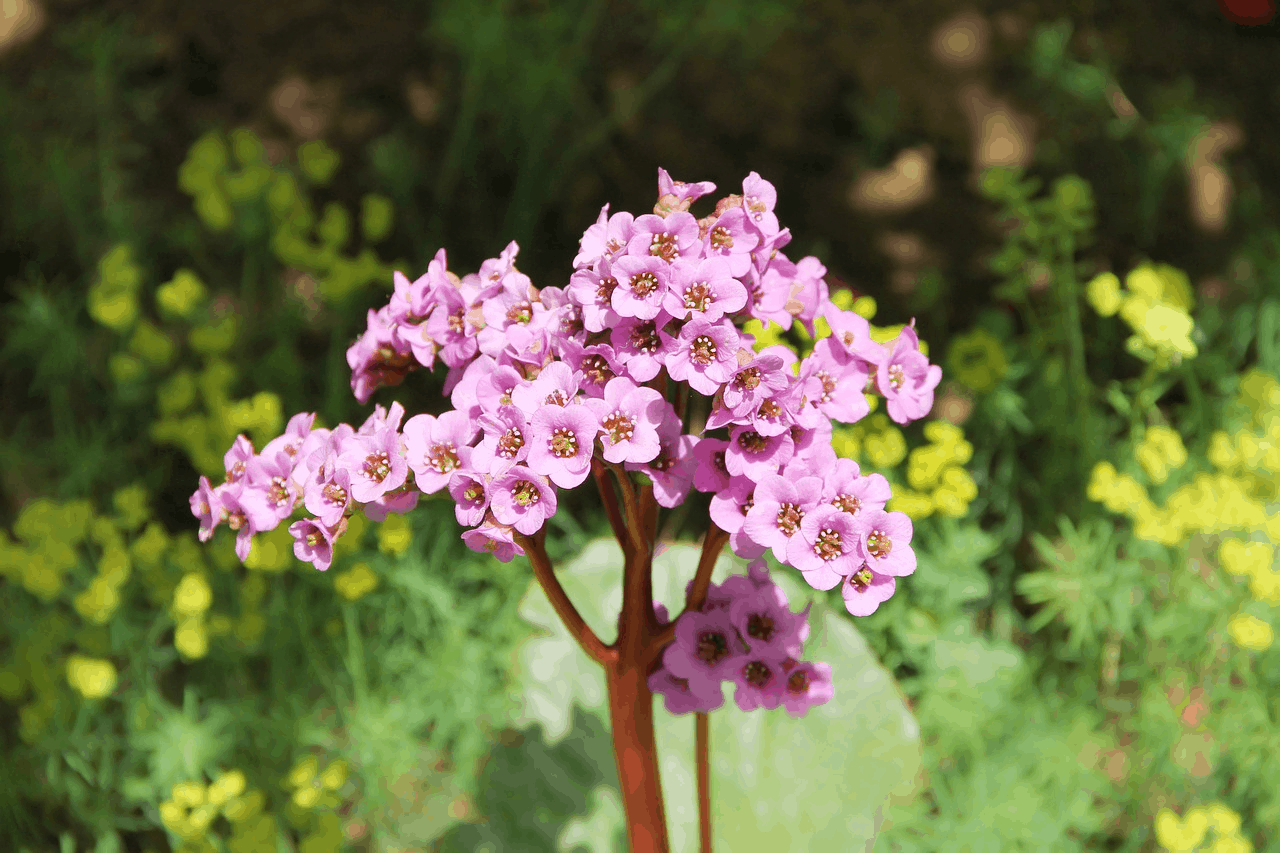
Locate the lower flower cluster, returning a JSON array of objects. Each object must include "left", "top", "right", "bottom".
[{"left": 648, "top": 559, "right": 833, "bottom": 717}]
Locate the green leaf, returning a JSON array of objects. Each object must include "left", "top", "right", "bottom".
[
  {"left": 513, "top": 538, "right": 922, "bottom": 852},
  {"left": 298, "top": 140, "right": 340, "bottom": 186}
]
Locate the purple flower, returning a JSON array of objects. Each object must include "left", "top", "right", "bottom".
[
  {"left": 841, "top": 564, "right": 897, "bottom": 616},
  {"left": 511, "top": 361, "right": 580, "bottom": 414},
  {"left": 728, "top": 584, "right": 806, "bottom": 660},
  {"left": 214, "top": 483, "right": 262, "bottom": 562},
  {"left": 648, "top": 665, "right": 724, "bottom": 715},
  {"left": 664, "top": 318, "right": 741, "bottom": 395},
  {"left": 780, "top": 660, "right": 834, "bottom": 718},
  {"left": 473, "top": 362, "right": 527, "bottom": 416},
  {"left": 403, "top": 410, "right": 478, "bottom": 494},
  {"left": 610, "top": 255, "right": 671, "bottom": 320},
  {"left": 560, "top": 340, "right": 622, "bottom": 398},
  {"left": 799, "top": 341, "right": 872, "bottom": 425},
  {"left": 742, "top": 171, "right": 780, "bottom": 237},
  {"left": 527, "top": 403, "right": 600, "bottom": 488},
  {"left": 786, "top": 505, "right": 861, "bottom": 589},
  {"left": 732, "top": 657, "right": 787, "bottom": 712},
  {"left": 584, "top": 376, "right": 666, "bottom": 465},
  {"left": 475, "top": 407, "right": 532, "bottom": 471},
  {"left": 852, "top": 509, "right": 917, "bottom": 578},
  {"left": 691, "top": 438, "right": 731, "bottom": 494},
  {"left": 660, "top": 257, "right": 747, "bottom": 322},
  {"left": 289, "top": 517, "right": 335, "bottom": 571},
  {"left": 223, "top": 435, "right": 255, "bottom": 484},
  {"left": 823, "top": 306, "right": 886, "bottom": 366},
  {"left": 261, "top": 412, "right": 317, "bottom": 467},
  {"left": 573, "top": 204, "right": 634, "bottom": 269},
  {"left": 425, "top": 285, "right": 480, "bottom": 369},
  {"left": 609, "top": 319, "right": 670, "bottom": 383},
  {"left": 626, "top": 212, "right": 701, "bottom": 264},
  {"left": 877, "top": 324, "right": 943, "bottom": 425},
  {"left": 190, "top": 476, "right": 222, "bottom": 542},
  {"left": 724, "top": 425, "right": 794, "bottom": 481},
  {"left": 708, "top": 476, "right": 755, "bottom": 537},
  {"left": 664, "top": 607, "right": 747, "bottom": 684},
  {"left": 701, "top": 207, "right": 760, "bottom": 277},
  {"left": 240, "top": 451, "right": 298, "bottom": 530},
  {"left": 742, "top": 473, "right": 825, "bottom": 564},
  {"left": 363, "top": 488, "right": 420, "bottom": 522},
  {"left": 489, "top": 467, "right": 558, "bottom": 535},
  {"left": 336, "top": 426, "right": 409, "bottom": 505},
  {"left": 715, "top": 353, "right": 790, "bottom": 421},
  {"left": 821, "top": 458, "right": 891, "bottom": 520},
  {"left": 567, "top": 264, "right": 622, "bottom": 334},
  {"left": 304, "top": 463, "right": 354, "bottom": 527},
  {"left": 656, "top": 167, "right": 717, "bottom": 214},
  {"left": 448, "top": 465, "right": 489, "bottom": 527},
  {"left": 462, "top": 517, "right": 525, "bottom": 562}
]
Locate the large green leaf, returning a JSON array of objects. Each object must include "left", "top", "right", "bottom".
[{"left": 512, "top": 537, "right": 923, "bottom": 852}]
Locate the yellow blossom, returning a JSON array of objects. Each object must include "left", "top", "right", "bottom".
[
  {"left": 864, "top": 426, "right": 907, "bottom": 469},
  {"left": 1085, "top": 272, "right": 1123, "bottom": 317},
  {"left": 887, "top": 489, "right": 934, "bottom": 520},
  {"left": 830, "top": 425, "right": 862, "bottom": 460},
  {"left": 318, "top": 759, "right": 347, "bottom": 791},
  {"left": 1137, "top": 304, "right": 1197, "bottom": 360},
  {"left": 335, "top": 562, "right": 379, "bottom": 602},
  {"left": 1227, "top": 613, "right": 1273, "bottom": 651},
  {"left": 292, "top": 785, "right": 321, "bottom": 809},
  {"left": 288, "top": 755, "right": 319, "bottom": 789},
  {"left": 1137, "top": 425, "right": 1188, "bottom": 484},
  {"left": 852, "top": 295, "right": 877, "bottom": 319},
  {"left": 1155, "top": 807, "right": 1209, "bottom": 852},
  {"left": 1087, "top": 461, "right": 1116, "bottom": 504},
  {"left": 377, "top": 513, "right": 413, "bottom": 556},
  {"left": 1213, "top": 835, "right": 1253, "bottom": 853},
  {"left": 173, "top": 573, "right": 213, "bottom": 616},
  {"left": 1219, "top": 540, "right": 1274, "bottom": 579},
  {"left": 907, "top": 445, "right": 950, "bottom": 491},
  {"left": 1208, "top": 431, "right": 1239, "bottom": 470},
  {"left": 1205, "top": 803, "right": 1243, "bottom": 836},
  {"left": 208, "top": 769, "right": 247, "bottom": 807},
  {"left": 73, "top": 577, "right": 121, "bottom": 624},
  {"left": 66, "top": 654, "right": 117, "bottom": 699},
  {"left": 175, "top": 617, "right": 209, "bottom": 659},
  {"left": 1249, "top": 569, "right": 1280, "bottom": 604}
]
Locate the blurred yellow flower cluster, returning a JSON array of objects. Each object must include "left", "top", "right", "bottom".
[
  {"left": 1154, "top": 802, "right": 1252, "bottom": 853},
  {"left": 172, "top": 572, "right": 213, "bottom": 660},
  {"left": 65, "top": 654, "right": 117, "bottom": 699},
  {"left": 1085, "top": 263, "right": 1198, "bottom": 369},
  {"left": 284, "top": 754, "right": 348, "bottom": 811},
  {"left": 1088, "top": 370, "right": 1280, "bottom": 651},
  {"left": 946, "top": 327, "right": 1008, "bottom": 394},
  {"left": 158, "top": 769, "right": 277, "bottom": 852}
]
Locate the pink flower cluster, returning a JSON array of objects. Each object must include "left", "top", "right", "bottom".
[
  {"left": 649, "top": 559, "right": 832, "bottom": 717},
  {"left": 191, "top": 168, "right": 942, "bottom": 619}
]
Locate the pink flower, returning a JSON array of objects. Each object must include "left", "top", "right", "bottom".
[
  {"left": 336, "top": 426, "right": 409, "bottom": 504},
  {"left": 691, "top": 438, "right": 731, "bottom": 493},
  {"left": 289, "top": 518, "right": 335, "bottom": 571},
  {"left": 724, "top": 425, "right": 794, "bottom": 481},
  {"left": 462, "top": 517, "right": 525, "bottom": 562},
  {"left": 840, "top": 564, "right": 896, "bottom": 616},
  {"left": 609, "top": 319, "right": 670, "bottom": 383},
  {"left": 475, "top": 407, "right": 532, "bottom": 471},
  {"left": 240, "top": 450, "right": 299, "bottom": 529},
  {"left": 214, "top": 483, "right": 261, "bottom": 562},
  {"left": 626, "top": 416, "right": 699, "bottom": 509},
  {"left": 402, "top": 410, "right": 478, "bottom": 494},
  {"left": 715, "top": 353, "right": 790, "bottom": 422},
  {"left": 742, "top": 473, "right": 825, "bottom": 564},
  {"left": 425, "top": 285, "right": 480, "bottom": 368},
  {"left": 852, "top": 509, "right": 916, "bottom": 577},
  {"left": 660, "top": 257, "right": 746, "bottom": 322},
  {"left": 780, "top": 660, "right": 834, "bottom": 718},
  {"left": 732, "top": 657, "right": 787, "bottom": 712},
  {"left": 664, "top": 318, "right": 741, "bottom": 395},
  {"left": 584, "top": 376, "right": 666, "bottom": 465},
  {"left": 448, "top": 465, "right": 489, "bottom": 527},
  {"left": 799, "top": 341, "right": 871, "bottom": 425},
  {"left": 190, "top": 476, "right": 222, "bottom": 542},
  {"left": 786, "top": 505, "right": 862, "bottom": 588},
  {"left": 363, "top": 488, "right": 420, "bottom": 522},
  {"left": 877, "top": 324, "right": 942, "bottom": 425},
  {"left": 560, "top": 340, "right": 622, "bottom": 398},
  {"left": 223, "top": 435, "right": 255, "bottom": 485},
  {"left": 821, "top": 458, "right": 891, "bottom": 520},
  {"left": 610, "top": 255, "right": 671, "bottom": 320},
  {"left": 261, "top": 412, "right": 317, "bottom": 466},
  {"left": 700, "top": 207, "right": 760, "bottom": 277},
  {"left": 728, "top": 584, "right": 806, "bottom": 660},
  {"left": 567, "top": 264, "right": 622, "bottom": 334},
  {"left": 648, "top": 665, "right": 724, "bottom": 714},
  {"left": 304, "top": 463, "right": 354, "bottom": 527},
  {"left": 573, "top": 204, "right": 634, "bottom": 269},
  {"left": 511, "top": 361, "right": 580, "bottom": 414},
  {"left": 489, "top": 467, "right": 557, "bottom": 535},
  {"left": 742, "top": 171, "right": 780, "bottom": 236},
  {"left": 626, "top": 212, "right": 701, "bottom": 264},
  {"left": 527, "top": 403, "right": 600, "bottom": 488},
  {"left": 656, "top": 167, "right": 717, "bottom": 213},
  {"left": 664, "top": 607, "right": 747, "bottom": 684}
]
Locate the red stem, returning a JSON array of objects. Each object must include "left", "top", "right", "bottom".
[{"left": 696, "top": 711, "right": 712, "bottom": 853}]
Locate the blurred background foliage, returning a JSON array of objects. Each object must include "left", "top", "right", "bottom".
[{"left": 2, "top": 0, "right": 1280, "bottom": 851}]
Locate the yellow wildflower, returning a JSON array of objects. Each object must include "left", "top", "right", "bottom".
[
  {"left": 1219, "top": 540, "right": 1273, "bottom": 579},
  {"left": 1208, "top": 431, "right": 1239, "bottom": 470},
  {"left": 1205, "top": 803, "right": 1242, "bottom": 836},
  {"left": 1249, "top": 569, "right": 1280, "bottom": 604},
  {"left": 207, "top": 769, "right": 247, "bottom": 807},
  {"left": 1137, "top": 425, "right": 1188, "bottom": 484},
  {"left": 887, "top": 489, "right": 934, "bottom": 520},
  {"left": 175, "top": 617, "right": 209, "bottom": 660},
  {"left": 1155, "top": 806, "right": 1209, "bottom": 852},
  {"left": 852, "top": 295, "right": 877, "bottom": 319},
  {"left": 318, "top": 759, "right": 347, "bottom": 791},
  {"left": 66, "top": 654, "right": 117, "bottom": 699},
  {"left": 377, "top": 513, "right": 413, "bottom": 556},
  {"left": 864, "top": 425, "right": 907, "bottom": 469},
  {"left": 1227, "top": 613, "right": 1273, "bottom": 651},
  {"left": 173, "top": 573, "right": 213, "bottom": 617},
  {"left": 1085, "top": 272, "right": 1123, "bottom": 317},
  {"left": 335, "top": 562, "right": 379, "bottom": 602}
]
